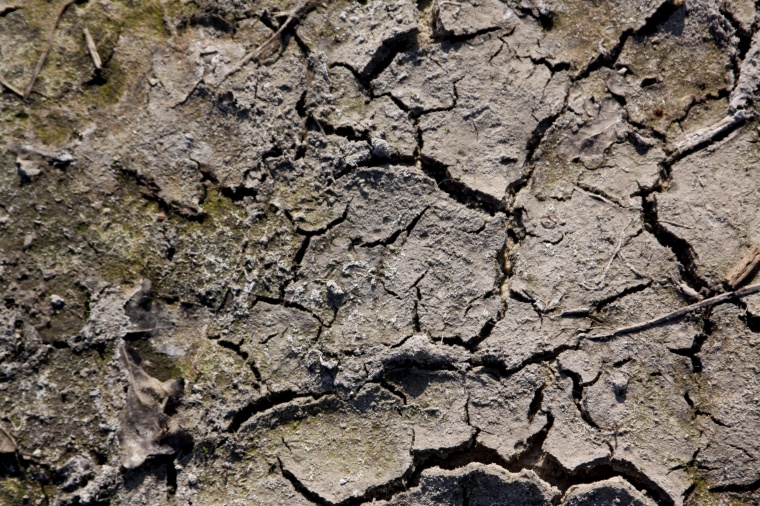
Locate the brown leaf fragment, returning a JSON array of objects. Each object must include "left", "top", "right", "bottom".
[
  {"left": 117, "top": 345, "right": 185, "bottom": 469},
  {"left": 725, "top": 245, "right": 760, "bottom": 288}
]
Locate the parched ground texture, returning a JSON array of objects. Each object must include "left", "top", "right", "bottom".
[{"left": 1, "top": 0, "right": 760, "bottom": 504}]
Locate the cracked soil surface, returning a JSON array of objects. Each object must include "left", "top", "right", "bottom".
[{"left": 1, "top": 0, "right": 760, "bottom": 504}]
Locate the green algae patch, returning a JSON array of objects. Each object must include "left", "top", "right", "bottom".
[
  {"left": 84, "top": 61, "right": 127, "bottom": 107},
  {"left": 617, "top": 4, "right": 734, "bottom": 135},
  {"left": 128, "top": 337, "right": 183, "bottom": 382},
  {"left": 113, "top": 0, "right": 170, "bottom": 40},
  {"left": 685, "top": 465, "right": 718, "bottom": 506},
  {"left": 0, "top": 477, "right": 37, "bottom": 506},
  {"left": 0, "top": 0, "right": 199, "bottom": 150},
  {"left": 34, "top": 111, "right": 74, "bottom": 145},
  {"left": 535, "top": 0, "right": 665, "bottom": 72},
  {"left": 0, "top": 347, "right": 119, "bottom": 469}
]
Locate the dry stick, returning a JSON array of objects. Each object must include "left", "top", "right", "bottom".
[
  {"left": 23, "top": 0, "right": 77, "bottom": 99},
  {"left": 725, "top": 245, "right": 760, "bottom": 289},
  {"left": 125, "top": 326, "right": 174, "bottom": 334},
  {"left": 215, "top": 0, "right": 317, "bottom": 87},
  {"left": 83, "top": 26, "right": 101, "bottom": 70},
  {"left": 669, "top": 110, "right": 750, "bottom": 162},
  {"left": 581, "top": 282, "right": 760, "bottom": 341},
  {"left": 0, "top": 74, "right": 23, "bottom": 97},
  {"left": 576, "top": 185, "right": 616, "bottom": 207}
]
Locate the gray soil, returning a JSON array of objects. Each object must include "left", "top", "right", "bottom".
[{"left": 1, "top": 0, "right": 759, "bottom": 505}]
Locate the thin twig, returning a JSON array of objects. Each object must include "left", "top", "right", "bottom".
[
  {"left": 0, "top": 73, "right": 23, "bottom": 97},
  {"left": 575, "top": 184, "right": 630, "bottom": 209},
  {"left": 83, "top": 26, "right": 101, "bottom": 70},
  {"left": 581, "top": 282, "right": 760, "bottom": 340},
  {"left": 23, "top": 0, "right": 77, "bottom": 99},
  {"left": 594, "top": 217, "right": 632, "bottom": 287},
  {"left": 124, "top": 326, "right": 175, "bottom": 335},
  {"left": 215, "top": 0, "right": 318, "bottom": 87}
]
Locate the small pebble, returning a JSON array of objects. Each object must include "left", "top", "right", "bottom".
[
  {"left": 23, "top": 233, "right": 34, "bottom": 251},
  {"left": 17, "top": 159, "right": 42, "bottom": 180},
  {"left": 611, "top": 373, "right": 629, "bottom": 397},
  {"left": 50, "top": 294, "right": 65, "bottom": 310}
]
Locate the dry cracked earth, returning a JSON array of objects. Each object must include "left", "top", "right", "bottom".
[{"left": 1, "top": 0, "right": 760, "bottom": 504}]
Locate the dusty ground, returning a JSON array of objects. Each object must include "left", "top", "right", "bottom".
[{"left": 1, "top": 0, "right": 759, "bottom": 504}]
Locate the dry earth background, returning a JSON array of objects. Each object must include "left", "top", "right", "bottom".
[{"left": 1, "top": 0, "right": 760, "bottom": 504}]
